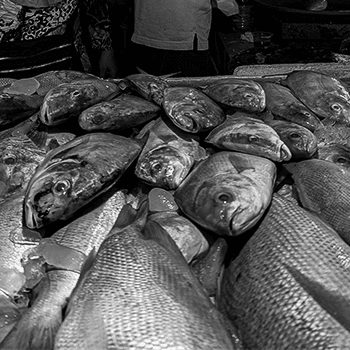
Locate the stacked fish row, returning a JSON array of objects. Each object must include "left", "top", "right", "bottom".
[{"left": 1, "top": 68, "right": 350, "bottom": 349}]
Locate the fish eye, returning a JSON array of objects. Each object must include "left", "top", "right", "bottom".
[
  {"left": 53, "top": 180, "right": 70, "bottom": 195},
  {"left": 248, "top": 135, "right": 259, "bottom": 143},
  {"left": 216, "top": 193, "right": 233, "bottom": 204},
  {"left": 3, "top": 153, "right": 17, "bottom": 165},
  {"left": 71, "top": 91, "right": 81, "bottom": 97},
  {"left": 0, "top": 94, "right": 11, "bottom": 99},
  {"left": 244, "top": 93, "right": 253, "bottom": 99},
  {"left": 335, "top": 156, "right": 348, "bottom": 164},
  {"left": 290, "top": 132, "right": 301, "bottom": 139},
  {"left": 303, "top": 111, "right": 312, "bottom": 117},
  {"left": 330, "top": 103, "right": 342, "bottom": 112}
]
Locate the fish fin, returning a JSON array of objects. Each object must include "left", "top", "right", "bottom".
[
  {"left": 112, "top": 196, "right": 148, "bottom": 231},
  {"left": 191, "top": 238, "right": 228, "bottom": 297},
  {"left": 136, "top": 66, "right": 180, "bottom": 78},
  {"left": 105, "top": 87, "right": 122, "bottom": 102},
  {"left": 143, "top": 219, "right": 186, "bottom": 262},
  {"left": 65, "top": 249, "right": 96, "bottom": 317},
  {"left": 285, "top": 264, "right": 350, "bottom": 333}
]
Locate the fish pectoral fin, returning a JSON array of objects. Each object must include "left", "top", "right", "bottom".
[
  {"left": 285, "top": 264, "right": 350, "bottom": 333},
  {"left": 112, "top": 196, "right": 148, "bottom": 232},
  {"left": 143, "top": 219, "right": 187, "bottom": 263}
]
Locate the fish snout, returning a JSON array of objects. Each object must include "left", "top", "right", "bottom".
[{"left": 280, "top": 143, "right": 292, "bottom": 162}]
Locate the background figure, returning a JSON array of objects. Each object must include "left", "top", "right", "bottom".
[
  {"left": 131, "top": 0, "right": 238, "bottom": 77},
  {"left": 0, "top": 0, "right": 117, "bottom": 78}
]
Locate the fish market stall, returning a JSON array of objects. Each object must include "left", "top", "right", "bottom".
[{"left": 1, "top": 65, "right": 350, "bottom": 349}]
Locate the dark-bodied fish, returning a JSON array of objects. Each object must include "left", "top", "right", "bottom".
[
  {"left": 174, "top": 151, "right": 276, "bottom": 236},
  {"left": 260, "top": 81, "right": 322, "bottom": 131},
  {"left": 78, "top": 93, "right": 161, "bottom": 132},
  {"left": 163, "top": 86, "right": 225, "bottom": 133},
  {"left": 265, "top": 119, "right": 318, "bottom": 159},
  {"left": 148, "top": 211, "right": 209, "bottom": 263},
  {"left": 284, "top": 70, "right": 350, "bottom": 124},
  {"left": 0, "top": 91, "right": 43, "bottom": 129},
  {"left": 205, "top": 112, "right": 292, "bottom": 162},
  {"left": 54, "top": 200, "right": 239, "bottom": 350},
  {"left": 284, "top": 159, "right": 350, "bottom": 246},
  {"left": 219, "top": 194, "right": 350, "bottom": 349},
  {"left": 0, "top": 190, "right": 126, "bottom": 350},
  {"left": 135, "top": 117, "right": 207, "bottom": 190},
  {"left": 316, "top": 143, "right": 350, "bottom": 169},
  {"left": 24, "top": 133, "right": 143, "bottom": 229},
  {"left": 202, "top": 78, "right": 266, "bottom": 113},
  {"left": 124, "top": 73, "right": 168, "bottom": 106},
  {"left": 40, "top": 79, "right": 120, "bottom": 126}
]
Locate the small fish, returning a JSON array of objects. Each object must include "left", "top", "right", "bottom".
[
  {"left": 125, "top": 73, "right": 169, "bottom": 106},
  {"left": 284, "top": 70, "right": 350, "bottom": 124},
  {"left": 40, "top": 79, "right": 120, "bottom": 126},
  {"left": 219, "top": 194, "right": 350, "bottom": 349},
  {"left": 135, "top": 117, "right": 207, "bottom": 190},
  {"left": 305, "top": 0, "right": 327, "bottom": 11},
  {"left": 284, "top": 159, "right": 350, "bottom": 246},
  {"left": 54, "top": 200, "right": 238, "bottom": 350},
  {"left": 202, "top": 78, "right": 266, "bottom": 113},
  {"left": 24, "top": 133, "right": 143, "bottom": 229},
  {"left": 265, "top": 120, "right": 318, "bottom": 159},
  {"left": 0, "top": 91, "right": 43, "bottom": 129},
  {"left": 78, "top": 93, "right": 161, "bottom": 132},
  {"left": 205, "top": 112, "right": 292, "bottom": 162},
  {"left": 316, "top": 143, "right": 350, "bottom": 168},
  {"left": 162, "top": 86, "right": 226, "bottom": 133},
  {"left": 174, "top": 151, "right": 276, "bottom": 236},
  {"left": 260, "top": 81, "right": 322, "bottom": 131}
]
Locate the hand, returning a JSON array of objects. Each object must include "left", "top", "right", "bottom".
[{"left": 99, "top": 49, "right": 118, "bottom": 78}]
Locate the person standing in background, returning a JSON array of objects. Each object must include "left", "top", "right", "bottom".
[
  {"left": 131, "top": 0, "right": 238, "bottom": 77},
  {"left": 0, "top": 0, "right": 118, "bottom": 78}
]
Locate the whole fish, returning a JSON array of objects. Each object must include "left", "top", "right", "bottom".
[
  {"left": 205, "top": 112, "right": 292, "bottom": 162},
  {"left": 265, "top": 119, "right": 318, "bottom": 159},
  {"left": 78, "top": 93, "right": 161, "bottom": 132},
  {"left": 40, "top": 79, "right": 120, "bottom": 126},
  {"left": 219, "top": 194, "right": 350, "bottom": 349},
  {"left": 0, "top": 189, "right": 126, "bottom": 350},
  {"left": 124, "top": 73, "right": 169, "bottom": 106},
  {"left": 260, "top": 81, "right": 322, "bottom": 131},
  {"left": 148, "top": 211, "right": 209, "bottom": 263},
  {"left": 162, "top": 86, "right": 225, "bottom": 133},
  {"left": 316, "top": 143, "right": 350, "bottom": 169},
  {"left": 284, "top": 159, "right": 350, "bottom": 246},
  {"left": 284, "top": 70, "right": 350, "bottom": 124},
  {"left": 0, "top": 91, "right": 43, "bottom": 129},
  {"left": 54, "top": 201, "right": 238, "bottom": 350},
  {"left": 202, "top": 78, "right": 266, "bottom": 113},
  {"left": 135, "top": 117, "right": 207, "bottom": 190},
  {"left": 174, "top": 151, "right": 276, "bottom": 236},
  {"left": 24, "top": 133, "right": 143, "bottom": 229}
]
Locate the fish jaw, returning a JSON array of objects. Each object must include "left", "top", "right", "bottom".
[{"left": 135, "top": 145, "right": 192, "bottom": 190}]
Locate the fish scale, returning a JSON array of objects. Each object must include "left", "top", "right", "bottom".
[
  {"left": 219, "top": 194, "right": 350, "bottom": 349},
  {"left": 284, "top": 159, "right": 350, "bottom": 246},
  {"left": 54, "top": 204, "right": 236, "bottom": 350}
]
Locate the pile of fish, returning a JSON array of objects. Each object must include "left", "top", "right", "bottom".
[{"left": 1, "top": 67, "right": 350, "bottom": 349}]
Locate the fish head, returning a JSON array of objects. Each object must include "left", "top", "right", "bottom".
[
  {"left": 229, "top": 86, "right": 266, "bottom": 113},
  {"left": 135, "top": 145, "right": 192, "bottom": 190},
  {"left": 284, "top": 128, "right": 318, "bottom": 159},
  {"left": 192, "top": 173, "right": 263, "bottom": 236},
  {"left": 0, "top": 136, "right": 46, "bottom": 197},
  {"left": 286, "top": 105, "right": 322, "bottom": 132},
  {"left": 317, "top": 93, "right": 350, "bottom": 124},
  {"left": 317, "top": 145, "right": 350, "bottom": 169}
]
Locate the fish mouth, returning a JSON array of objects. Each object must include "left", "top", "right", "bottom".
[
  {"left": 280, "top": 143, "right": 292, "bottom": 161},
  {"left": 24, "top": 201, "right": 42, "bottom": 229},
  {"left": 39, "top": 102, "right": 50, "bottom": 125}
]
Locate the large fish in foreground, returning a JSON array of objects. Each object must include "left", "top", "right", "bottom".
[
  {"left": 0, "top": 189, "right": 126, "bottom": 350},
  {"left": 174, "top": 151, "right": 276, "bottom": 236},
  {"left": 54, "top": 201, "right": 239, "bottom": 350},
  {"left": 24, "top": 133, "right": 143, "bottom": 229},
  {"left": 284, "top": 70, "right": 350, "bottom": 124},
  {"left": 202, "top": 78, "right": 266, "bottom": 113},
  {"left": 205, "top": 112, "right": 292, "bottom": 162},
  {"left": 40, "top": 79, "right": 120, "bottom": 126},
  {"left": 219, "top": 194, "right": 350, "bottom": 349},
  {"left": 135, "top": 117, "right": 207, "bottom": 190},
  {"left": 260, "top": 81, "right": 322, "bottom": 131},
  {"left": 162, "top": 86, "right": 225, "bottom": 133},
  {"left": 284, "top": 159, "right": 350, "bottom": 246}
]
